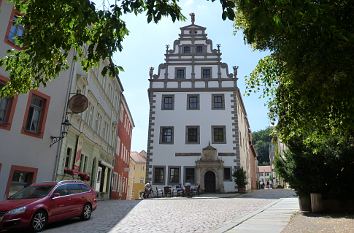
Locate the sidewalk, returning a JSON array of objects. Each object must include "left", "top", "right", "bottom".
[{"left": 216, "top": 197, "right": 299, "bottom": 233}]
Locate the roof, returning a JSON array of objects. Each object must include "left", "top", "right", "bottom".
[
  {"left": 130, "top": 151, "right": 146, "bottom": 163},
  {"left": 257, "top": 166, "right": 272, "bottom": 173}
]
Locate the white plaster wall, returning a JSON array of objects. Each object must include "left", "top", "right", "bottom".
[
  {"left": 208, "top": 81, "right": 219, "bottom": 88},
  {"left": 181, "top": 82, "right": 192, "bottom": 88},
  {"left": 151, "top": 91, "right": 235, "bottom": 169},
  {"left": 166, "top": 82, "right": 178, "bottom": 88},
  {"left": 222, "top": 81, "right": 235, "bottom": 88},
  {"left": 194, "top": 82, "right": 205, "bottom": 88},
  {"left": 0, "top": 1, "right": 71, "bottom": 199},
  {"left": 152, "top": 82, "right": 164, "bottom": 88}
]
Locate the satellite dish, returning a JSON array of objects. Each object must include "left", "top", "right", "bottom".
[{"left": 68, "top": 94, "right": 88, "bottom": 114}]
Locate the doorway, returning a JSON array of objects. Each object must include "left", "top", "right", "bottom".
[{"left": 204, "top": 171, "right": 216, "bottom": 193}]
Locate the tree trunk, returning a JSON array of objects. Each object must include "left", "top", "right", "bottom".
[{"left": 310, "top": 193, "right": 323, "bottom": 213}]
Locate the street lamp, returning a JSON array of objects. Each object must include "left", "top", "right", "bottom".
[{"left": 50, "top": 118, "right": 71, "bottom": 147}]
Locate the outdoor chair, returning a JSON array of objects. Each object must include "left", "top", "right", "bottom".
[
  {"left": 155, "top": 187, "right": 163, "bottom": 198},
  {"left": 184, "top": 185, "right": 191, "bottom": 197},
  {"left": 164, "top": 186, "right": 172, "bottom": 197}
]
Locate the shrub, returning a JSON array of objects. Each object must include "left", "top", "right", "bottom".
[{"left": 232, "top": 167, "right": 248, "bottom": 189}]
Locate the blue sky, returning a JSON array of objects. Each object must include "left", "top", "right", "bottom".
[{"left": 109, "top": 0, "right": 270, "bottom": 151}]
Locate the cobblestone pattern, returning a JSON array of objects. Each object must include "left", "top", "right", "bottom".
[{"left": 43, "top": 190, "right": 294, "bottom": 233}]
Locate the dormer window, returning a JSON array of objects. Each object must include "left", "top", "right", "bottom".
[
  {"left": 196, "top": 45, "right": 203, "bottom": 54},
  {"left": 183, "top": 46, "right": 191, "bottom": 54},
  {"left": 175, "top": 68, "right": 186, "bottom": 79},
  {"left": 202, "top": 67, "right": 212, "bottom": 79}
]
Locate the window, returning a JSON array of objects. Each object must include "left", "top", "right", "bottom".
[
  {"left": 64, "top": 147, "right": 72, "bottom": 168},
  {"left": 212, "top": 94, "right": 225, "bottom": 109},
  {"left": 186, "top": 126, "right": 200, "bottom": 144},
  {"left": 196, "top": 45, "right": 203, "bottom": 54},
  {"left": 154, "top": 167, "right": 165, "bottom": 184},
  {"left": 160, "top": 127, "right": 174, "bottom": 144},
  {"left": 95, "top": 112, "right": 102, "bottom": 133},
  {"left": 161, "top": 95, "right": 174, "bottom": 110},
  {"left": 224, "top": 168, "right": 232, "bottom": 181},
  {"left": 175, "top": 68, "right": 186, "bottom": 79},
  {"left": 6, "top": 166, "right": 37, "bottom": 198},
  {"left": 0, "top": 78, "right": 17, "bottom": 130},
  {"left": 22, "top": 91, "right": 50, "bottom": 138},
  {"left": 183, "top": 46, "right": 191, "bottom": 54},
  {"left": 212, "top": 126, "right": 226, "bottom": 144},
  {"left": 54, "top": 184, "right": 70, "bottom": 196},
  {"left": 187, "top": 94, "right": 199, "bottom": 110},
  {"left": 202, "top": 68, "right": 212, "bottom": 79},
  {"left": 6, "top": 11, "right": 24, "bottom": 48},
  {"left": 168, "top": 167, "right": 180, "bottom": 184},
  {"left": 185, "top": 167, "right": 195, "bottom": 184}
]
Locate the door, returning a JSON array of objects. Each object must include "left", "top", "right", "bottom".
[
  {"left": 204, "top": 171, "right": 216, "bottom": 193},
  {"left": 95, "top": 167, "right": 102, "bottom": 192},
  {"left": 50, "top": 184, "right": 76, "bottom": 221}
]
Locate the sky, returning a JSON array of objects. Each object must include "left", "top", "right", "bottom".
[{"left": 108, "top": 0, "right": 271, "bottom": 151}]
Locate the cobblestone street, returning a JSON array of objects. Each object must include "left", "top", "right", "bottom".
[{"left": 37, "top": 189, "right": 295, "bottom": 233}]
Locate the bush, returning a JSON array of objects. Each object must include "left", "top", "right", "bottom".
[{"left": 232, "top": 167, "right": 248, "bottom": 189}]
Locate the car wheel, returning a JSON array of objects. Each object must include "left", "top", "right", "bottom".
[
  {"left": 31, "top": 210, "right": 47, "bottom": 232},
  {"left": 81, "top": 203, "right": 92, "bottom": 220}
]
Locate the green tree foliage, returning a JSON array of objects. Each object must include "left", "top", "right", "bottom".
[
  {"left": 274, "top": 136, "right": 354, "bottom": 198},
  {"left": 232, "top": 167, "right": 248, "bottom": 189},
  {"left": 252, "top": 127, "right": 272, "bottom": 165},
  {"left": 234, "top": 0, "right": 354, "bottom": 145},
  {"left": 0, "top": 0, "right": 236, "bottom": 97}
]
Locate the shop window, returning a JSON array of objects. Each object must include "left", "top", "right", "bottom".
[
  {"left": 153, "top": 167, "right": 165, "bottom": 184},
  {"left": 184, "top": 167, "right": 195, "bottom": 184},
  {"left": 168, "top": 167, "right": 180, "bottom": 184},
  {"left": 224, "top": 168, "right": 232, "bottom": 181}
]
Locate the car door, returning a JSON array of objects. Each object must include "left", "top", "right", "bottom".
[
  {"left": 67, "top": 183, "right": 85, "bottom": 216},
  {"left": 50, "top": 184, "right": 74, "bottom": 221}
]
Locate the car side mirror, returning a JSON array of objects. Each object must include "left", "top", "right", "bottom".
[{"left": 51, "top": 192, "right": 60, "bottom": 198}]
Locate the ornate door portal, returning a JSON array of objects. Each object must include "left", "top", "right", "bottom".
[{"left": 204, "top": 171, "right": 216, "bottom": 193}]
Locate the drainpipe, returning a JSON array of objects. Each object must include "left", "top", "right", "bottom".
[{"left": 52, "top": 50, "right": 77, "bottom": 181}]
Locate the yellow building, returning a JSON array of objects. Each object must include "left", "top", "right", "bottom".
[{"left": 127, "top": 151, "right": 147, "bottom": 200}]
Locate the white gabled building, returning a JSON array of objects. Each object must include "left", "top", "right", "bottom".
[{"left": 146, "top": 15, "right": 256, "bottom": 192}]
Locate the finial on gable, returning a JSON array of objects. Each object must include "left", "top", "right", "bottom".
[
  {"left": 149, "top": 67, "right": 154, "bottom": 78},
  {"left": 233, "top": 66, "right": 239, "bottom": 80},
  {"left": 190, "top": 13, "right": 195, "bottom": 25}
]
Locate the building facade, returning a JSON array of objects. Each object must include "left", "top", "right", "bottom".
[
  {"left": 55, "top": 61, "right": 124, "bottom": 200},
  {"left": 127, "top": 150, "right": 147, "bottom": 200},
  {"left": 111, "top": 96, "right": 134, "bottom": 200},
  {"left": 146, "top": 16, "right": 256, "bottom": 193},
  {"left": 0, "top": 1, "right": 71, "bottom": 200}
]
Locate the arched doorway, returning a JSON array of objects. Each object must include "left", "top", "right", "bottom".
[{"left": 204, "top": 171, "right": 216, "bottom": 193}]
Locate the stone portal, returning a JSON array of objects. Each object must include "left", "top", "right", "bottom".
[{"left": 196, "top": 144, "right": 224, "bottom": 193}]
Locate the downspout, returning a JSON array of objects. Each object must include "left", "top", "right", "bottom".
[{"left": 52, "top": 50, "right": 77, "bottom": 180}]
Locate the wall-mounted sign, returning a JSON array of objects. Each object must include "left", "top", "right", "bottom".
[{"left": 68, "top": 94, "right": 89, "bottom": 114}]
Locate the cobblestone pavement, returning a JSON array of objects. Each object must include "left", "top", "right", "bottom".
[{"left": 11, "top": 189, "right": 295, "bottom": 233}]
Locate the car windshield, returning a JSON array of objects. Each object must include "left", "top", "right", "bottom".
[{"left": 8, "top": 185, "right": 54, "bottom": 200}]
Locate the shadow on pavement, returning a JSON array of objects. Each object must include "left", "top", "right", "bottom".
[
  {"left": 2, "top": 200, "right": 142, "bottom": 233},
  {"left": 302, "top": 212, "right": 354, "bottom": 219}
]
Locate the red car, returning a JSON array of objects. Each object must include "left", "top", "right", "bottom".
[{"left": 0, "top": 180, "right": 97, "bottom": 232}]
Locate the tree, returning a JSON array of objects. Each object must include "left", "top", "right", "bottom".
[
  {"left": 0, "top": 0, "right": 236, "bottom": 97},
  {"left": 234, "top": 0, "right": 354, "bottom": 145},
  {"left": 252, "top": 127, "right": 273, "bottom": 165},
  {"left": 232, "top": 167, "right": 248, "bottom": 192}
]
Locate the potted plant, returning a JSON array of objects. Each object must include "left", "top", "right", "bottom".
[{"left": 233, "top": 167, "right": 248, "bottom": 193}]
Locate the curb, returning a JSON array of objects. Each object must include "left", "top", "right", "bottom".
[{"left": 214, "top": 198, "right": 283, "bottom": 233}]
